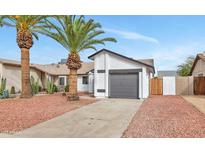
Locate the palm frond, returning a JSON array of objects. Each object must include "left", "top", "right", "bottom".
[
  {"left": 0, "top": 15, "right": 51, "bottom": 41},
  {"left": 38, "top": 15, "right": 117, "bottom": 53}
]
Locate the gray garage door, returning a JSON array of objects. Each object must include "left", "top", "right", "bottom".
[{"left": 109, "top": 72, "right": 139, "bottom": 99}]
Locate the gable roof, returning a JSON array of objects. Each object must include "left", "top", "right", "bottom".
[
  {"left": 88, "top": 48, "right": 155, "bottom": 73},
  {"left": 0, "top": 58, "right": 94, "bottom": 75},
  {"left": 190, "top": 53, "right": 205, "bottom": 75}
]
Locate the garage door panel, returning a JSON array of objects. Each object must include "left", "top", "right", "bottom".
[{"left": 109, "top": 73, "right": 139, "bottom": 99}]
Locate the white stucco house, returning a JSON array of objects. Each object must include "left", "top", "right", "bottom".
[
  {"left": 0, "top": 48, "right": 154, "bottom": 99},
  {"left": 88, "top": 49, "right": 155, "bottom": 99}
]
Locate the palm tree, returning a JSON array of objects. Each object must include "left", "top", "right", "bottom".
[
  {"left": 0, "top": 15, "right": 49, "bottom": 98},
  {"left": 40, "top": 15, "right": 117, "bottom": 101}
]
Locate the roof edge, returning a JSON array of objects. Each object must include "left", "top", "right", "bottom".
[
  {"left": 88, "top": 48, "right": 155, "bottom": 73},
  {"left": 189, "top": 53, "right": 205, "bottom": 75}
]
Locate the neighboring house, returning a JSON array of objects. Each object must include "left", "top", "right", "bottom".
[
  {"left": 88, "top": 49, "right": 155, "bottom": 99},
  {"left": 190, "top": 53, "right": 205, "bottom": 76},
  {"left": 157, "top": 70, "right": 177, "bottom": 77},
  {"left": 0, "top": 58, "right": 94, "bottom": 93}
]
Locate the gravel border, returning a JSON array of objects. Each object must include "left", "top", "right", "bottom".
[
  {"left": 0, "top": 93, "right": 96, "bottom": 133},
  {"left": 122, "top": 96, "right": 205, "bottom": 138}
]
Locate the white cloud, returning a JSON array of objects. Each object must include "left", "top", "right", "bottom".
[
  {"left": 151, "top": 41, "right": 205, "bottom": 70},
  {"left": 105, "top": 28, "right": 159, "bottom": 44}
]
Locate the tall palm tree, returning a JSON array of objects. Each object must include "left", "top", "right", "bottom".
[
  {"left": 0, "top": 15, "right": 49, "bottom": 98},
  {"left": 41, "top": 15, "right": 117, "bottom": 101}
]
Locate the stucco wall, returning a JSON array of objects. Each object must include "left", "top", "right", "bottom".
[
  {"left": 88, "top": 73, "right": 94, "bottom": 93},
  {"left": 93, "top": 50, "right": 151, "bottom": 98},
  {"left": 77, "top": 75, "right": 89, "bottom": 92},
  {"left": 2, "top": 64, "right": 43, "bottom": 92},
  {"left": 94, "top": 52, "right": 106, "bottom": 97},
  {"left": 52, "top": 75, "right": 92, "bottom": 92},
  {"left": 30, "top": 68, "right": 43, "bottom": 87},
  {"left": 192, "top": 59, "right": 205, "bottom": 76},
  {"left": 2, "top": 65, "right": 21, "bottom": 92},
  {"left": 0, "top": 63, "right": 3, "bottom": 78}
]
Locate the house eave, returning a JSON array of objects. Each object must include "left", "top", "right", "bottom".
[{"left": 88, "top": 48, "right": 155, "bottom": 74}]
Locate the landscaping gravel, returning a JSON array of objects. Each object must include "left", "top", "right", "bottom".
[
  {"left": 122, "top": 96, "right": 205, "bottom": 138},
  {"left": 0, "top": 93, "right": 96, "bottom": 133}
]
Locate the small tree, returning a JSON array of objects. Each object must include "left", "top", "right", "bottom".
[{"left": 177, "top": 56, "right": 195, "bottom": 76}]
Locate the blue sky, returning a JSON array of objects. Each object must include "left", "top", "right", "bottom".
[{"left": 1, "top": 15, "right": 205, "bottom": 71}]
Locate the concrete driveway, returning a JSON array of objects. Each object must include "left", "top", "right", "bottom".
[{"left": 9, "top": 98, "right": 142, "bottom": 138}]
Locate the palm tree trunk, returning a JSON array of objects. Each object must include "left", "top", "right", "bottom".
[
  {"left": 20, "top": 48, "right": 32, "bottom": 98},
  {"left": 68, "top": 68, "right": 79, "bottom": 101}
]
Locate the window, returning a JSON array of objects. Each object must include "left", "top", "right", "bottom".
[
  {"left": 59, "top": 77, "right": 65, "bottom": 85},
  {"left": 82, "top": 76, "right": 88, "bottom": 84}
]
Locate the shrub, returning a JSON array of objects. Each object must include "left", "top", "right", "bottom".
[
  {"left": 64, "top": 85, "right": 69, "bottom": 92},
  {"left": 10, "top": 86, "right": 15, "bottom": 94},
  {"left": 46, "top": 79, "right": 57, "bottom": 94},
  {"left": 0, "top": 90, "right": 9, "bottom": 99},
  {"left": 53, "top": 84, "right": 58, "bottom": 92},
  {"left": 30, "top": 76, "right": 40, "bottom": 95}
]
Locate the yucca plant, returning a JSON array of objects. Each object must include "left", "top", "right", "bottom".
[
  {"left": 40, "top": 15, "right": 117, "bottom": 101},
  {"left": 0, "top": 78, "right": 6, "bottom": 94},
  {"left": 0, "top": 15, "right": 50, "bottom": 98}
]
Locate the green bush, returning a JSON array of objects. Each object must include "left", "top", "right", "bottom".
[
  {"left": 30, "top": 76, "right": 40, "bottom": 95},
  {"left": 0, "top": 90, "right": 9, "bottom": 99},
  {"left": 53, "top": 84, "right": 58, "bottom": 92},
  {"left": 64, "top": 85, "right": 69, "bottom": 92},
  {"left": 46, "top": 79, "right": 58, "bottom": 94},
  {"left": 10, "top": 86, "right": 15, "bottom": 94}
]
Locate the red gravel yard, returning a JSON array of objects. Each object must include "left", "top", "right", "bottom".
[
  {"left": 0, "top": 93, "right": 96, "bottom": 133},
  {"left": 123, "top": 96, "right": 205, "bottom": 138}
]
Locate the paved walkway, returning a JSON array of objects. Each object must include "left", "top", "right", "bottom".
[{"left": 4, "top": 98, "right": 142, "bottom": 138}]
